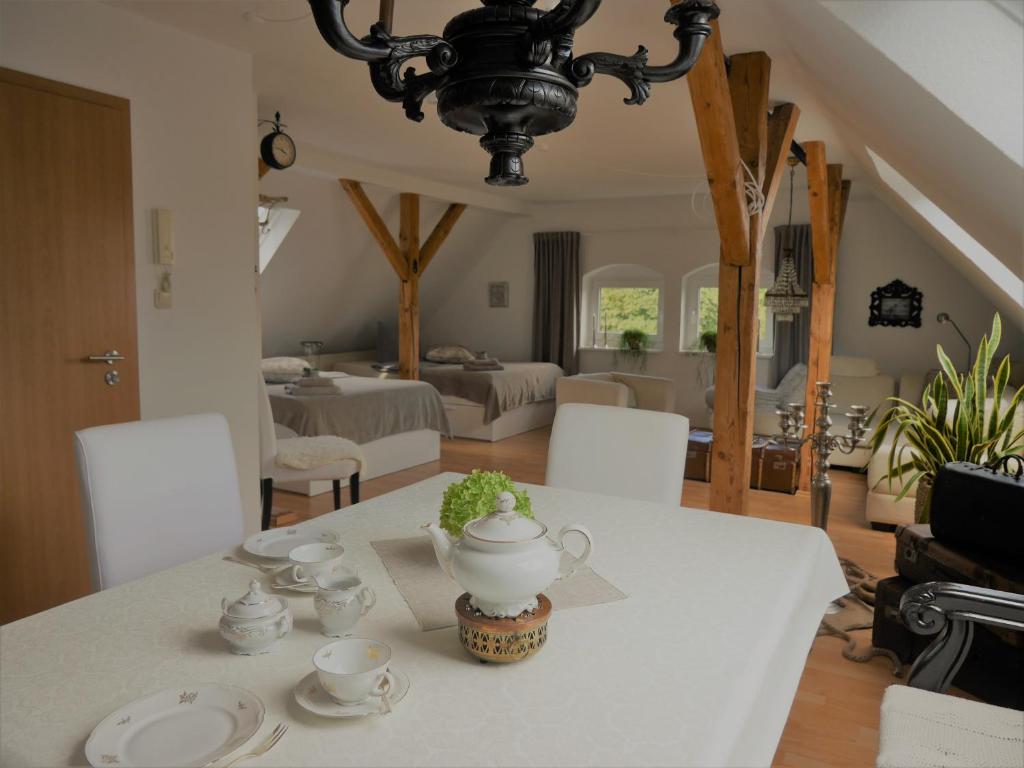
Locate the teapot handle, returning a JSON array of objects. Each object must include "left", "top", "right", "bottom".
[
  {"left": 359, "top": 585, "right": 377, "bottom": 616},
  {"left": 556, "top": 524, "right": 593, "bottom": 580}
]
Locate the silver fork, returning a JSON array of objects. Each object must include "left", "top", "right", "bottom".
[
  {"left": 222, "top": 723, "right": 287, "bottom": 767},
  {"left": 222, "top": 556, "right": 277, "bottom": 573}
]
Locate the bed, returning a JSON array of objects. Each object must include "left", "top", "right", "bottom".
[
  {"left": 331, "top": 360, "right": 563, "bottom": 442},
  {"left": 268, "top": 374, "right": 450, "bottom": 496}
]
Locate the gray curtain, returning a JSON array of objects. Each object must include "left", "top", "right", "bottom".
[
  {"left": 532, "top": 232, "right": 581, "bottom": 374},
  {"left": 772, "top": 224, "right": 813, "bottom": 385}
]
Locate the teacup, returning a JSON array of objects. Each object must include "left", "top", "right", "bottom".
[
  {"left": 314, "top": 569, "right": 376, "bottom": 637},
  {"left": 313, "top": 638, "right": 391, "bottom": 705},
  {"left": 289, "top": 542, "right": 345, "bottom": 585}
]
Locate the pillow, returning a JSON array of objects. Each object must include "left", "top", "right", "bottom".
[
  {"left": 263, "top": 372, "right": 299, "bottom": 384},
  {"left": 261, "top": 356, "right": 309, "bottom": 375},
  {"left": 425, "top": 345, "right": 476, "bottom": 364},
  {"left": 831, "top": 356, "right": 880, "bottom": 378}
]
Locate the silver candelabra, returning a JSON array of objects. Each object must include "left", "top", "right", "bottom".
[{"left": 774, "top": 382, "right": 870, "bottom": 532}]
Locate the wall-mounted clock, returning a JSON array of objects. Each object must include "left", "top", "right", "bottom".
[{"left": 259, "top": 111, "right": 296, "bottom": 171}]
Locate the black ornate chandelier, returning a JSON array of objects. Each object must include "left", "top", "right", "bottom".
[{"left": 309, "top": 0, "right": 720, "bottom": 186}]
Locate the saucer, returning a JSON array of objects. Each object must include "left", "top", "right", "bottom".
[
  {"left": 293, "top": 669, "right": 409, "bottom": 718},
  {"left": 270, "top": 567, "right": 317, "bottom": 593}
]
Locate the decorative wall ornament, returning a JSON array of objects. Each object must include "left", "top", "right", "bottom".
[
  {"left": 307, "top": 0, "right": 720, "bottom": 186},
  {"left": 869, "top": 279, "right": 922, "bottom": 328},
  {"left": 488, "top": 282, "right": 510, "bottom": 308}
]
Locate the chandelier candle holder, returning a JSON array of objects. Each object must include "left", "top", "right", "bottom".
[
  {"left": 308, "top": 0, "right": 720, "bottom": 186},
  {"left": 774, "top": 382, "right": 869, "bottom": 533}
]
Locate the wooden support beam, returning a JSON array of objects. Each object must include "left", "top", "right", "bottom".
[
  {"left": 420, "top": 203, "right": 466, "bottom": 273},
  {"left": 760, "top": 103, "right": 801, "bottom": 237},
  {"left": 258, "top": 158, "right": 270, "bottom": 179},
  {"left": 339, "top": 182, "right": 468, "bottom": 381},
  {"left": 398, "top": 193, "right": 421, "bottom": 380},
  {"left": 691, "top": 42, "right": 773, "bottom": 516},
  {"left": 338, "top": 179, "right": 406, "bottom": 279},
  {"left": 686, "top": 20, "right": 750, "bottom": 268},
  {"left": 799, "top": 144, "right": 851, "bottom": 491}
]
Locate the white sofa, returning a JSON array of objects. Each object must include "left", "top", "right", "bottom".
[{"left": 556, "top": 372, "right": 676, "bottom": 413}]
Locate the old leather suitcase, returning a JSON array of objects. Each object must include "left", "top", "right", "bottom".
[
  {"left": 895, "top": 524, "right": 1024, "bottom": 598},
  {"left": 685, "top": 430, "right": 713, "bottom": 482},
  {"left": 872, "top": 575, "right": 1024, "bottom": 709},
  {"left": 750, "top": 438, "right": 800, "bottom": 494}
]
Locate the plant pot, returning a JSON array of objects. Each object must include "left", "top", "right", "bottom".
[
  {"left": 913, "top": 475, "right": 933, "bottom": 525},
  {"left": 626, "top": 340, "right": 641, "bottom": 351}
]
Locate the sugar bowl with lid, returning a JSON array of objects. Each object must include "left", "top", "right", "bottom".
[{"left": 219, "top": 579, "right": 293, "bottom": 655}]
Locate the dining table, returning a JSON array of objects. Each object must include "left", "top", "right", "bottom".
[{"left": 0, "top": 472, "right": 848, "bottom": 767}]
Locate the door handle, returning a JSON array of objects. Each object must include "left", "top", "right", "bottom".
[{"left": 87, "top": 350, "right": 125, "bottom": 365}]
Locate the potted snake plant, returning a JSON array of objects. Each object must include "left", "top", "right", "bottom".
[{"left": 870, "top": 314, "right": 1024, "bottom": 523}]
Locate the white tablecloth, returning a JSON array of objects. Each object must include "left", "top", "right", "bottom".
[{"left": 0, "top": 473, "right": 847, "bottom": 767}]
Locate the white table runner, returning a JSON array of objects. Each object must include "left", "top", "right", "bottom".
[{"left": 0, "top": 473, "right": 847, "bottom": 767}]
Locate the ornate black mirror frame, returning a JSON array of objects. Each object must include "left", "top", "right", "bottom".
[{"left": 868, "top": 279, "right": 923, "bottom": 328}]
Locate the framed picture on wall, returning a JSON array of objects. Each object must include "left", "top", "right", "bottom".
[
  {"left": 488, "top": 281, "right": 509, "bottom": 308},
  {"left": 868, "top": 279, "right": 922, "bottom": 327}
]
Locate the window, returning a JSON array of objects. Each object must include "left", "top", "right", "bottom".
[
  {"left": 681, "top": 264, "right": 775, "bottom": 356},
  {"left": 582, "top": 264, "right": 664, "bottom": 349}
]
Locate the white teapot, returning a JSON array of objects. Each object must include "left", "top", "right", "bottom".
[
  {"left": 219, "top": 580, "right": 292, "bottom": 655},
  {"left": 422, "top": 492, "right": 593, "bottom": 618}
]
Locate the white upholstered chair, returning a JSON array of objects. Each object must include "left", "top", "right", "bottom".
[
  {"left": 546, "top": 403, "right": 689, "bottom": 505},
  {"left": 74, "top": 413, "right": 245, "bottom": 591},
  {"left": 258, "top": 376, "right": 361, "bottom": 530}
]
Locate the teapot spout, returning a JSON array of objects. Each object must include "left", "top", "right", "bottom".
[{"left": 421, "top": 522, "right": 456, "bottom": 580}]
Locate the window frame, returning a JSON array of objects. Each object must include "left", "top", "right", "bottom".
[
  {"left": 591, "top": 278, "right": 665, "bottom": 350},
  {"left": 680, "top": 264, "right": 775, "bottom": 357}
]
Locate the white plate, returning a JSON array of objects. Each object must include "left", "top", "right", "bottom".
[
  {"left": 293, "top": 668, "right": 409, "bottom": 718},
  {"left": 85, "top": 683, "right": 264, "bottom": 768},
  {"left": 242, "top": 527, "right": 340, "bottom": 560},
  {"left": 271, "top": 566, "right": 317, "bottom": 593}
]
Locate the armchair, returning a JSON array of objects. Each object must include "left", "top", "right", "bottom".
[
  {"left": 876, "top": 582, "right": 1024, "bottom": 767},
  {"left": 556, "top": 372, "right": 675, "bottom": 413}
]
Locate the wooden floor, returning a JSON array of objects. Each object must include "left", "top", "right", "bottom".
[{"left": 272, "top": 427, "right": 898, "bottom": 767}]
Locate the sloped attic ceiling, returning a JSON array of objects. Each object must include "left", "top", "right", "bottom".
[{"left": 117, "top": 0, "right": 1023, "bottom": 329}]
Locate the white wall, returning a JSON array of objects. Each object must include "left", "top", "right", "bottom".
[{"left": 1, "top": 1, "right": 263, "bottom": 530}]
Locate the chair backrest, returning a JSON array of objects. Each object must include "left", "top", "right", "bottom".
[
  {"left": 546, "top": 403, "right": 689, "bottom": 505},
  {"left": 74, "top": 413, "right": 245, "bottom": 590},
  {"left": 257, "top": 374, "right": 277, "bottom": 470}
]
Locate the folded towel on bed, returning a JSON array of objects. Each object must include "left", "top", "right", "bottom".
[
  {"left": 295, "top": 375, "right": 336, "bottom": 387},
  {"left": 275, "top": 435, "right": 365, "bottom": 472},
  {"left": 463, "top": 358, "right": 504, "bottom": 371}
]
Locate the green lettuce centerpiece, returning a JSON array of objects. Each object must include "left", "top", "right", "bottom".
[{"left": 439, "top": 470, "right": 533, "bottom": 537}]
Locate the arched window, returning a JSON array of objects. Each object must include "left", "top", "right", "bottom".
[
  {"left": 581, "top": 264, "right": 665, "bottom": 350},
  {"left": 680, "top": 263, "right": 775, "bottom": 356}
]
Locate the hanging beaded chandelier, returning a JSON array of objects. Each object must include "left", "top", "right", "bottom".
[
  {"left": 308, "top": 0, "right": 720, "bottom": 186},
  {"left": 764, "top": 157, "right": 810, "bottom": 323}
]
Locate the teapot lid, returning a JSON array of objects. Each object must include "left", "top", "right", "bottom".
[
  {"left": 463, "top": 492, "right": 547, "bottom": 543},
  {"left": 223, "top": 580, "right": 286, "bottom": 619}
]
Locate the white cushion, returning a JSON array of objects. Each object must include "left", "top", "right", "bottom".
[
  {"left": 877, "top": 684, "right": 1024, "bottom": 768},
  {"left": 831, "top": 356, "right": 880, "bottom": 378},
  {"left": 275, "top": 436, "right": 364, "bottom": 471},
  {"left": 74, "top": 414, "right": 245, "bottom": 591},
  {"left": 546, "top": 403, "right": 689, "bottom": 506}
]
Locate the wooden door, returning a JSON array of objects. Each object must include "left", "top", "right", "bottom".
[{"left": 0, "top": 68, "right": 140, "bottom": 623}]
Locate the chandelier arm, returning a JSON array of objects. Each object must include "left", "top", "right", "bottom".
[
  {"left": 308, "top": 0, "right": 391, "bottom": 61},
  {"left": 400, "top": 72, "right": 444, "bottom": 123},
  {"left": 567, "top": 0, "right": 718, "bottom": 105},
  {"left": 531, "top": 0, "right": 602, "bottom": 40}
]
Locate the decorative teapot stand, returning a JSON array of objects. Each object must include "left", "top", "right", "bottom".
[{"left": 456, "top": 592, "right": 550, "bottom": 664}]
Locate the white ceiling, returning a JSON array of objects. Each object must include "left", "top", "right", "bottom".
[{"left": 110, "top": 0, "right": 857, "bottom": 201}]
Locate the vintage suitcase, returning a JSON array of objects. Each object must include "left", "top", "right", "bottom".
[
  {"left": 895, "top": 524, "right": 1024, "bottom": 598},
  {"left": 685, "top": 430, "right": 713, "bottom": 482},
  {"left": 872, "top": 575, "right": 1024, "bottom": 709},
  {"left": 750, "top": 438, "right": 800, "bottom": 494}
]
